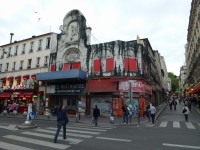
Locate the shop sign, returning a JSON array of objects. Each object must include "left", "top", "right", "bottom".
[{"left": 55, "top": 83, "right": 85, "bottom": 94}]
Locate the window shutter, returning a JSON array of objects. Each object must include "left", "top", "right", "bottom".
[
  {"left": 106, "top": 58, "right": 114, "bottom": 71},
  {"left": 93, "top": 59, "right": 100, "bottom": 73}
]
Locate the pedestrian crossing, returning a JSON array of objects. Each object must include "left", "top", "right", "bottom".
[
  {"left": 0, "top": 123, "right": 115, "bottom": 150},
  {"left": 146, "top": 121, "right": 200, "bottom": 130}
]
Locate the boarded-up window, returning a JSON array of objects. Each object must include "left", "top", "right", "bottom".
[
  {"left": 50, "top": 64, "right": 55, "bottom": 72},
  {"left": 63, "top": 63, "right": 71, "bottom": 70},
  {"left": 93, "top": 59, "right": 100, "bottom": 73},
  {"left": 72, "top": 62, "right": 81, "bottom": 69},
  {"left": 106, "top": 58, "right": 114, "bottom": 71},
  {"left": 124, "top": 57, "right": 137, "bottom": 72}
]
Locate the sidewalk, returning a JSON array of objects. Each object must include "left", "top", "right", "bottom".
[{"left": 0, "top": 102, "right": 168, "bottom": 126}]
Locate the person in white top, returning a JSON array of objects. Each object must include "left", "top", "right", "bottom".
[
  {"left": 182, "top": 104, "right": 190, "bottom": 122},
  {"left": 149, "top": 104, "right": 156, "bottom": 124}
]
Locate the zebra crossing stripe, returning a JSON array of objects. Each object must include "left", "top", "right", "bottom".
[
  {"left": 3, "top": 135, "right": 70, "bottom": 149},
  {"left": 0, "top": 141, "right": 35, "bottom": 150},
  {"left": 66, "top": 126, "right": 108, "bottom": 132},
  {"left": 36, "top": 128, "right": 93, "bottom": 138},
  {"left": 0, "top": 124, "right": 18, "bottom": 131},
  {"left": 173, "top": 121, "right": 180, "bottom": 128},
  {"left": 67, "top": 124, "right": 113, "bottom": 130},
  {"left": 185, "top": 122, "right": 196, "bottom": 129},
  {"left": 22, "top": 131, "right": 83, "bottom": 144},
  {"left": 198, "top": 123, "right": 200, "bottom": 127},
  {"left": 48, "top": 127, "right": 100, "bottom": 135},
  {"left": 159, "top": 121, "right": 167, "bottom": 127}
]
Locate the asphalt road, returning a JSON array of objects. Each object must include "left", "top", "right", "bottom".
[{"left": 0, "top": 102, "right": 200, "bottom": 150}]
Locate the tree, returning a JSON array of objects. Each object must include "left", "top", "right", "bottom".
[{"left": 168, "top": 72, "right": 179, "bottom": 93}]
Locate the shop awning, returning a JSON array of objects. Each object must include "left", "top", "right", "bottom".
[
  {"left": 85, "top": 79, "right": 118, "bottom": 92},
  {"left": 36, "top": 69, "right": 87, "bottom": 81},
  {"left": 7, "top": 76, "right": 14, "bottom": 80},
  {"left": 23, "top": 75, "right": 30, "bottom": 79},
  {"left": 192, "top": 82, "right": 200, "bottom": 94},
  {"left": 15, "top": 76, "right": 21, "bottom": 80},
  {"left": 0, "top": 93, "right": 10, "bottom": 98},
  {"left": 0, "top": 77, "right": 6, "bottom": 82}
]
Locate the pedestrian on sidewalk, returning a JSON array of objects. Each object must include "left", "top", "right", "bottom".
[
  {"left": 169, "top": 99, "right": 173, "bottom": 110},
  {"left": 54, "top": 104, "right": 69, "bottom": 143},
  {"left": 173, "top": 99, "right": 177, "bottom": 110},
  {"left": 149, "top": 104, "right": 156, "bottom": 124},
  {"left": 122, "top": 104, "right": 128, "bottom": 124},
  {"left": 182, "top": 104, "right": 190, "bottom": 122},
  {"left": 93, "top": 105, "right": 100, "bottom": 126}
]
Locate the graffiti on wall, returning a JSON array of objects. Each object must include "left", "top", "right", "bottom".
[{"left": 91, "top": 97, "right": 112, "bottom": 117}]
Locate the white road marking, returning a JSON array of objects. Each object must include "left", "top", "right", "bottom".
[
  {"left": 159, "top": 121, "right": 167, "bottom": 127},
  {"left": 173, "top": 121, "right": 180, "bottom": 128},
  {"left": 185, "top": 122, "right": 196, "bottom": 129},
  {"left": 36, "top": 128, "right": 93, "bottom": 138},
  {"left": 0, "top": 124, "right": 18, "bottom": 131},
  {"left": 96, "top": 136, "right": 131, "bottom": 142},
  {"left": 4, "top": 135, "right": 70, "bottom": 149},
  {"left": 22, "top": 131, "right": 83, "bottom": 144},
  {"left": 163, "top": 143, "right": 200, "bottom": 149},
  {"left": 48, "top": 127, "right": 100, "bottom": 135},
  {"left": 198, "top": 123, "right": 200, "bottom": 127},
  {"left": 0, "top": 141, "right": 35, "bottom": 150},
  {"left": 66, "top": 126, "right": 107, "bottom": 132}
]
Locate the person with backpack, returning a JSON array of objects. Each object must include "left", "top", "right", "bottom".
[{"left": 182, "top": 104, "right": 190, "bottom": 122}]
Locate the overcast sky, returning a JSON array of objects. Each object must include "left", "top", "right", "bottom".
[{"left": 0, "top": 0, "right": 192, "bottom": 76}]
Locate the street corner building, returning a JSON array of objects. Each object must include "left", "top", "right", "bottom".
[{"left": 0, "top": 9, "right": 170, "bottom": 117}]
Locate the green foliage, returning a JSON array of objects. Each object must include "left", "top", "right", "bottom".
[{"left": 168, "top": 72, "right": 179, "bottom": 92}]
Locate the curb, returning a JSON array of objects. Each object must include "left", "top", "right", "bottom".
[{"left": 155, "top": 103, "right": 167, "bottom": 120}]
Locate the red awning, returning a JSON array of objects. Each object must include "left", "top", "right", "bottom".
[
  {"left": 0, "top": 77, "right": 6, "bottom": 82},
  {"left": 31, "top": 74, "right": 36, "bottom": 79},
  {"left": 15, "top": 76, "right": 21, "bottom": 80},
  {"left": 0, "top": 93, "right": 10, "bottom": 98},
  {"left": 192, "top": 82, "right": 200, "bottom": 94},
  {"left": 23, "top": 75, "right": 30, "bottom": 79},
  {"left": 85, "top": 79, "right": 118, "bottom": 92},
  {"left": 7, "top": 77, "right": 14, "bottom": 80}
]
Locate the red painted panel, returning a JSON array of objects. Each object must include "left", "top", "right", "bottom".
[
  {"left": 93, "top": 59, "right": 100, "bottom": 73},
  {"left": 106, "top": 58, "right": 114, "bottom": 71},
  {"left": 72, "top": 62, "right": 81, "bottom": 69},
  {"left": 124, "top": 57, "right": 137, "bottom": 72},
  {"left": 129, "top": 58, "right": 137, "bottom": 71},
  {"left": 50, "top": 64, "right": 55, "bottom": 72},
  {"left": 63, "top": 63, "right": 70, "bottom": 70}
]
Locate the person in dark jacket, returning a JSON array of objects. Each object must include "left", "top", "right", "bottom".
[
  {"left": 93, "top": 105, "right": 100, "bottom": 126},
  {"left": 54, "top": 104, "right": 69, "bottom": 143}
]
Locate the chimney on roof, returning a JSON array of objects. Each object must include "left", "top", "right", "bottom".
[
  {"left": 137, "top": 35, "right": 140, "bottom": 44},
  {"left": 10, "top": 33, "right": 14, "bottom": 43}
]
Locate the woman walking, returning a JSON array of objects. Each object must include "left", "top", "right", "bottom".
[{"left": 182, "top": 104, "right": 190, "bottom": 122}]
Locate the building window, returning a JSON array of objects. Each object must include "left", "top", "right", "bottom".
[
  {"left": 20, "top": 60, "right": 24, "bottom": 70},
  {"left": 46, "top": 37, "right": 51, "bottom": 49},
  {"left": 6, "top": 63, "right": 9, "bottom": 71},
  {"left": 14, "top": 45, "right": 18, "bottom": 56},
  {"left": 29, "top": 42, "right": 34, "bottom": 52},
  {"left": 38, "top": 39, "right": 42, "bottom": 51},
  {"left": 36, "top": 57, "right": 40, "bottom": 67},
  {"left": 7, "top": 47, "right": 11, "bottom": 57},
  {"left": 22, "top": 44, "right": 26, "bottom": 54},
  {"left": 1, "top": 49, "right": 5, "bottom": 58},
  {"left": 12, "top": 62, "right": 16, "bottom": 71},
  {"left": 0, "top": 64, "right": 2, "bottom": 72},
  {"left": 44, "top": 56, "right": 49, "bottom": 66},
  {"left": 93, "top": 59, "right": 100, "bottom": 73},
  {"left": 106, "top": 58, "right": 114, "bottom": 71},
  {"left": 27, "top": 59, "right": 32, "bottom": 69}
]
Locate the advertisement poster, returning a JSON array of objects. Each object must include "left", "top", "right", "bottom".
[{"left": 124, "top": 97, "right": 139, "bottom": 117}]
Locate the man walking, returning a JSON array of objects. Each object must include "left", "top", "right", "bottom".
[
  {"left": 54, "top": 104, "right": 69, "bottom": 143},
  {"left": 93, "top": 105, "right": 100, "bottom": 126},
  {"left": 149, "top": 104, "right": 156, "bottom": 124}
]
